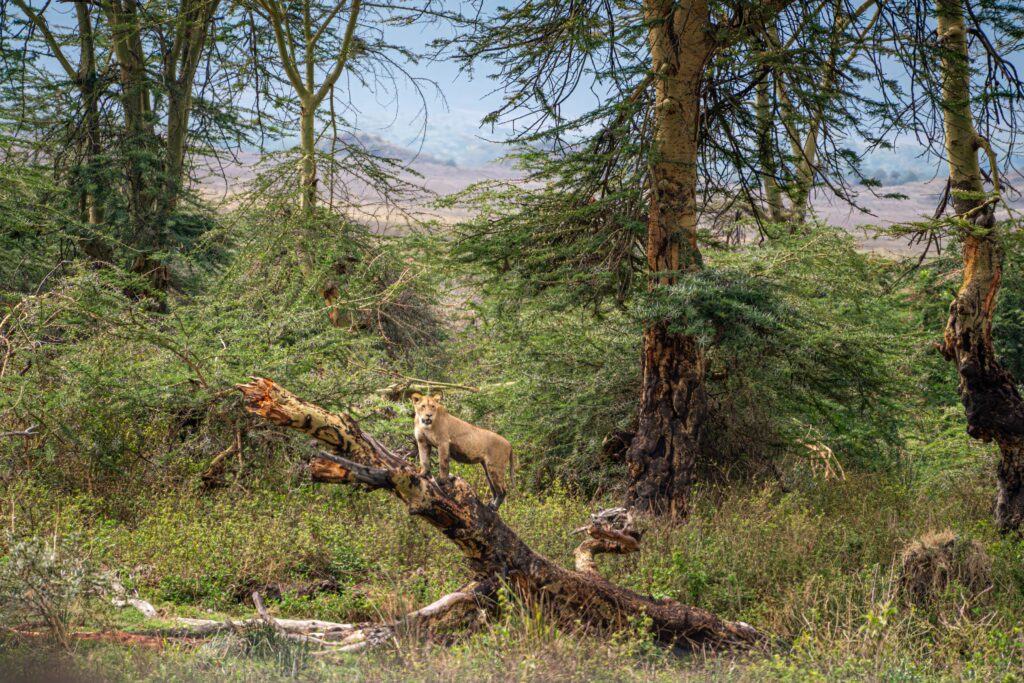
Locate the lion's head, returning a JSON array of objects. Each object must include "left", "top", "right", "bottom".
[{"left": 411, "top": 393, "right": 444, "bottom": 427}]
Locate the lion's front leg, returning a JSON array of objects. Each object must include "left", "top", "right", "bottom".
[
  {"left": 417, "top": 437, "right": 431, "bottom": 476},
  {"left": 438, "top": 441, "right": 450, "bottom": 480}
]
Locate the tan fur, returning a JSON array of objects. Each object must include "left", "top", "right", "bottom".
[{"left": 411, "top": 393, "right": 513, "bottom": 509}]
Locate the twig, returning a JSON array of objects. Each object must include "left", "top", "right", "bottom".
[{"left": 0, "top": 425, "right": 38, "bottom": 438}]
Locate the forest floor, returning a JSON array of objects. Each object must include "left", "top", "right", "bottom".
[
  {"left": 2, "top": 463, "right": 1023, "bottom": 682},
  {"left": 3, "top": 226, "right": 1024, "bottom": 681}
]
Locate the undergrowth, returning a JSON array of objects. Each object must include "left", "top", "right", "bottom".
[{"left": 3, "top": 224, "right": 1024, "bottom": 681}]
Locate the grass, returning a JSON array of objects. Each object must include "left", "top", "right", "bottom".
[
  {"left": 3, "top": 444, "right": 1024, "bottom": 681},
  {"left": 4, "top": 227, "right": 1024, "bottom": 680}
]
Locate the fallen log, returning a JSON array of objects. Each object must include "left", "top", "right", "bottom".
[
  {"left": 236, "top": 377, "right": 763, "bottom": 650},
  {"left": 113, "top": 586, "right": 485, "bottom": 652}
]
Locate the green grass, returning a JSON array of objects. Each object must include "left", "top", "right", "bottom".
[
  {"left": 5, "top": 226, "right": 1024, "bottom": 680},
  {"left": 3, "top": 448, "right": 1024, "bottom": 681}
]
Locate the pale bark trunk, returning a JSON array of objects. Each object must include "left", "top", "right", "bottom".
[
  {"left": 756, "top": 75, "right": 785, "bottom": 223},
  {"left": 299, "top": 99, "right": 318, "bottom": 212},
  {"left": 161, "top": 0, "right": 220, "bottom": 218},
  {"left": 235, "top": 378, "right": 763, "bottom": 648},
  {"left": 106, "top": 0, "right": 168, "bottom": 291},
  {"left": 75, "top": 3, "right": 110, "bottom": 261},
  {"left": 625, "top": 0, "right": 711, "bottom": 521},
  {"left": 107, "top": 0, "right": 217, "bottom": 291},
  {"left": 935, "top": 0, "right": 1024, "bottom": 532}
]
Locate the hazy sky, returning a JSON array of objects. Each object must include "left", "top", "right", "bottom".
[
  {"left": 348, "top": 3, "right": 1022, "bottom": 186},
  {"left": 14, "top": 0, "right": 1021, "bottom": 187}
]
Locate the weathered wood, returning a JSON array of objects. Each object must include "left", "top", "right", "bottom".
[
  {"left": 0, "top": 425, "right": 38, "bottom": 439},
  {"left": 237, "top": 377, "right": 763, "bottom": 649},
  {"left": 200, "top": 429, "right": 242, "bottom": 489},
  {"left": 573, "top": 508, "right": 642, "bottom": 574},
  {"left": 112, "top": 597, "right": 158, "bottom": 619}
]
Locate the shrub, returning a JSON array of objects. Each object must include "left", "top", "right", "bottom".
[
  {"left": 0, "top": 533, "right": 106, "bottom": 648},
  {"left": 898, "top": 530, "right": 992, "bottom": 607}
]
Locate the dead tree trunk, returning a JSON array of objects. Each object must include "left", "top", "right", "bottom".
[
  {"left": 935, "top": 0, "right": 1024, "bottom": 533},
  {"left": 236, "top": 378, "right": 762, "bottom": 649}
]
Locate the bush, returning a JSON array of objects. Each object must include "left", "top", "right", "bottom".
[
  {"left": 898, "top": 530, "right": 992, "bottom": 607},
  {"left": 446, "top": 227, "right": 919, "bottom": 496},
  {"left": 0, "top": 533, "right": 106, "bottom": 648}
]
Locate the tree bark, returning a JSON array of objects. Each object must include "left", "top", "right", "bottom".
[
  {"left": 299, "top": 98, "right": 318, "bottom": 212},
  {"left": 756, "top": 74, "right": 785, "bottom": 223},
  {"left": 105, "top": 0, "right": 218, "bottom": 292},
  {"left": 625, "top": 0, "right": 711, "bottom": 521},
  {"left": 235, "top": 377, "right": 763, "bottom": 649},
  {"left": 159, "top": 0, "right": 221, "bottom": 221},
  {"left": 105, "top": 0, "right": 169, "bottom": 292},
  {"left": 74, "top": 3, "right": 110, "bottom": 262},
  {"left": 935, "top": 0, "right": 1024, "bottom": 532}
]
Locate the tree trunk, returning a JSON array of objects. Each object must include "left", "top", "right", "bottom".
[
  {"left": 107, "top": 0, "right": 217, "bottom": 293},
  {"left": 625, "top": 0, "right": 710, "bottom": 521},
  {"left": 935, "top": 0, "right": 1024, "bottom": 532},
  {"left": 235, "top": 378, "right": 763, "bottom": 649},
  {"left": 159, "top": 0, "right": 221, "bottom": 221},
  {"left": 299, "top": 98, "right": 318, "bottom": 212},
  {"left": 756, "top": 74, "right": 785, "bottom": 223},
  {"left": 75, "top": 3, "right": 110, "bottom": 262},
  {"left": 106, "top": 0, "right": 169, "bottom": 293}
]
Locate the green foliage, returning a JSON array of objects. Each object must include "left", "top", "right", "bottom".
[
  {"left": 0, "top": 142, "right": 72, "bottom": 295},
  {"left": 637, "top": 267, "right": 791, "bottom": 350},
  {"left": 441, "top": 155, "right": 644, "bottom": 310},
  {"left": 449, "top": 301, "right": 638, "bottom": 494},
  {"left": 0, "top": 532, "right": 106, "bottom": 648},
  {"left": 695, "top": 229, "right": 918, "bottom": 471},
  {"left": 445, "top": 227, "right": 917, "bottom": 496},
  {"left": 0, "top": 196, "right": 443, "bottom": 496},
  {"left": 3, "top": 468, "right": 1024, "bottom": 680}
]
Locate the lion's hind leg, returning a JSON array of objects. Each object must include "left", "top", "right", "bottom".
[{"left": 483, "top": 454, "right": 508, "bottom": 510}]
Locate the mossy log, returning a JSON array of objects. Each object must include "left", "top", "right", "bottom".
[{"left": 236, "top": 377, "right": 762, "bottom": 650}]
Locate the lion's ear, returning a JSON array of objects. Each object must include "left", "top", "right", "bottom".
[
  {"left": 410, "top": 392, "right": 423, "bottom": 403},
  {"left": 432, "top": 393, "right": 442, "bottom": 402}
]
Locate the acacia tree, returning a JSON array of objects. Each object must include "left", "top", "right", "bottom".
[
  {"left": 4, "top": 0, "right": 234, "bottom": 290},
  {"left": 8, "top": 0, "right": 108, "bottom": 259},
  {"left": 104, "top": 0, "right": 222, "bottom": 288},
  {"left": 237, "top": 0, "right": 449, "bottom": 326},
  {"left": 448, "top": 0, "right": 891, "bottom": 519},
  {"left": 754, "top": 0, "right": 886, "bottom": 225},
  {"left": 242, "top": 0, "right": 362, "bottom": 212},
  {"left": 929, "top": 0, "right": 1024, "bottom": 531}
]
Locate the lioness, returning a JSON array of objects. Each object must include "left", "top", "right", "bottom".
[{"left": 412, "top": 393, "right": 513, "bottom": 509}]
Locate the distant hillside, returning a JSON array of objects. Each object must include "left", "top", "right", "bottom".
[{"left": 197, "top": 134, "right": 1020, "bottom": 254}]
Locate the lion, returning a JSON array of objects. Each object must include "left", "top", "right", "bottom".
[{"left": 411, "top": 392, "right": 513, "bottom": 509}]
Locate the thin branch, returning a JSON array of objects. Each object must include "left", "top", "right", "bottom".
[{"left": 0, "top": 425, "right": 38, "bottom": 438}]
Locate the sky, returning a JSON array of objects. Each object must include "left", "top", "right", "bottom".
[
  {"left": 11, "top": 0, "right": 1023, "bottom": 225},
  {"left": 328, "top": 4, "right": 517, "bottom": 169},
  {"left": 343, "top": 2, "right": 1024, "bottom": 189}
]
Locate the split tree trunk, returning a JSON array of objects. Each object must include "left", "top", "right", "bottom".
[
  {"left": 625, "top": 0, "right": 711, "bottom": 521},
  {"left": 236, "top": 377, "right": 762, "bottom": 649},
  {"left": 300, "top": 101, "right": 318, "bottom": 213},
  {"left": 935, "top": 0, "right": 1024, "bottom": 532},
  {"left": 107, "top": 0, "right": 219, "bottom": 293},
  {"left": 159, "top": 0, "right": 221, "bottom": 222},
  {"left": 105, "top": 0, "right": 169, "bottom": 293}
]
